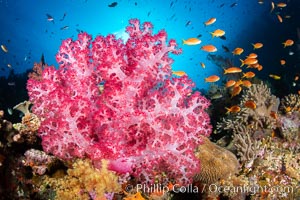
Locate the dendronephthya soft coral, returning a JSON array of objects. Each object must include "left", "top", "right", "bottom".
[{"left": 27, "top": 19, "right": 212, "bottom": 185}]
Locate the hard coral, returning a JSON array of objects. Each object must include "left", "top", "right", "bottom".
[
  {"left": 27, "top": 19, "right": 212, "bottom": 184},
  {"left": 194, "top": 136, "right": 239, "bottom": 184}
]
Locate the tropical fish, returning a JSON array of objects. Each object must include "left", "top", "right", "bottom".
[
  {"left": 7, "top": 108, "right": 13, "bottom": 115},
  {"left": 252, "top": 42, "right": 263, "bottom": 49},
  {"left": 234, "top": 79, "right": 243, "bottom": 87},
  {"left": 242, "top": 80, "right": 252, "bottom": 88},
  {"left": 247, "top": 53, "right": 258, "bottom": 59},
  {"left": 277, "top": 2, "right": 287, "bottom": 7},
  {"left": 230, "top": 3, "right": 238, "bottom": 7},
  {"left": 59, "top": 12, "right": 67, "bottom": 21},
  {"left": 269, "top": 74, "right": 281, "bottom": 80},
  {"left": 204, "top": 17, "right": 216, "bottom": 26},
  {"left": 210, "top": 29, "right": 225, "bottom": 38},
  {"left": 258, "top": 0, "right": 264, "bottom": 4},
  {"left": 60, "top": 25, "right": 69, "bottom": 30},
  {"left": 242, "top": 71, "right": 255, "bottom": 78},
  {"left": 232, "top": 47, "right": 244, "bottom": 55},
  {"left": 200, "top": 62, "right": 205, "bottom": 68},
  {"left": 108, "top": 2, "right": 118, "bottom": 7},
  {"left": 270, "top": 2, "right": 275, "bottom": 13},
  {"left": 224, "top": 67, "right": 242, "bottom": 74},
  {"left": 210, "top": 93, "right": 223, "bottom": 100},
  {"left": 225, "top": 80, "right": 236, "bottom": 88},
  {"left": 46, "top": 14, "right": 54, "bottom": 23},
  {"left": 182, "top": 38, "right": 201, "bottom": 45},
  {"left": 257, "top": 64, "right": 263, "bottom": 71},
  {"left": 172, "top": 71, "right": 186, "bottom": 76},
  {"left": 280, "top": 59, "right": 286, "bottom": 65},
  {"left": 240, "top": 58, "right": 258, "bottom": 67},
  {"left": 244, "top": 100, "right": 256, "bottom": 110},
  {"left": 205, "top": 75, "right": 220, "bottom": 83},
  {"left": 185, "top": 20, "right": 191, "bottom": 27},
  {"left": 225, "top": 105, "right": 240, "bottom": 114},
  {"left": 282, "top": 39, "right": 294, "bottom": 47},
  {"left": 222, "top": 45, "right": 230, "bottom": 52},
  {"left": 201, "top": 45, "right": 217, "bottom": 52},
  {"left": 1, "top": 44, "right": 8, "bottom": 53},
  {"left": 231, "top": 86, "right": 242, "bottom": 97},
  {"left": 294, "top": 75, "right": 299, "bottom": 81},
  {"left": 277, "top": 14, "right": 283, "bottom": 23}
]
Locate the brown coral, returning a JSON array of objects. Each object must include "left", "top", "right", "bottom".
[
  {"left": 217, "top": 83, "right": 279, "bottom": 135},
  {"left": 12, "top": 113, "right": 40, "bottom": 144},
  {"left": 280, "top": 93, "right": 300, "bottom": 114},
  {"left": 194, "top": 136, "right": 239, "bottom": 184}
]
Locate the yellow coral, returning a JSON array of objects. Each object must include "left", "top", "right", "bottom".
[{"left": 46, "top": 159, "right": 121, "bottom": 200}]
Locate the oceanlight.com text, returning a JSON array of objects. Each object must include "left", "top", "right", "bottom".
[{"left": 125, "top": 183, "right": 294, "bottom": 196}]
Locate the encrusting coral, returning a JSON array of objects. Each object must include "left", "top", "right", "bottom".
[
  {"left": 43, "top": 159, "right": 121, "bottom": 200},
  {"left": 12, "top": 101, "right": 40, "bottom": 144}
]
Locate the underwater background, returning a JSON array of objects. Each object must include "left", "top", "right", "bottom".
[{"left": 0, "top": 0, "right": 300, "bottom": 200}]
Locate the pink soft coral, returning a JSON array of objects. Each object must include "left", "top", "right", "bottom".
[{"left": 27, "top": 19, "right": 212, "bottom": 184}]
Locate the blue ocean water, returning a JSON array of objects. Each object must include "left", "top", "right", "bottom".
[{"left": 0, "top": 0, "right": 299, "bottom": 92}]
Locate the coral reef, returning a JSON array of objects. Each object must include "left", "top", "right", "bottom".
[
  {"left": 43, "top": 159, "right": 121, "bottom": 200},
  {"left": 26, "top": 19, "right": 212, "bottom": 184},
  {"left": 194, "top": 136, "right": 239, "bottom": 184},
  {"left": 12, "top": 112, "right": 40, "bottom": 144},
  {"left": 217, "top": 82, "right": 279, "bottom": 135},
  {"left": 23, "top": 149, "right": 58, "bottom": 175},
  {"left": 280, "top": 93, "right": 300, "bottom": 114}
]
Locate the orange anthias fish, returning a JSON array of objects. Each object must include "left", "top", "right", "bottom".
[
  {"left": 277, "top": 14, "right": 283, "bottom": 23},
  {"left": 211, "top": 29, "right": 225, "bottom": 37},
  {"left": 242, "top": 80, "right": 252, "bottom": 88},
  {"left": 232, "top": 47, "right": 244, "bottom": 55},
  {"left": 225, "top": 80, "right": 236, "bottom": 88},
  {"left": 252, "top": 43, "right": 263, "bottom": 49},
  {"left": 225, "top": 105, "right": 241, "bottom": 114},
  {"left": 172, "top": 71, "right": 187, "bottom": 77},
  {"left": 204, "top": 17, "right": 216, "bottom": 26},
  {"left": 201, "top": 45, "right": 217, "bottom": 52},
  {"left": 224, "top": 67, "right": 242, "bottom": 74},
  {"left": 257, "top": 64, "right": 263, "bottom": 71},
  {"left": 247, "top": 53, "right": 258, "bottom": 59},
  {"left": 244, "top": 100, "right": 256, "bottom": 110},
  {"left": 182, "top": 38, "right": 201, "bottom": 45},
  {"left": 231, "top": 86, "right": 242, "bottom": 97},
  {"left": 240, "top": 58, "right": 258, "bottom": 67},
  {"left": 247, "top": 63, "right": 259, "bottom": 69},
  {"left": 242, "top": 71, "right": 255, "bottom": 78},
  {"left": 280, "top": 59, "right": 286, "bottom": 65},
  {"left": 277, "top": 2, "right": 287, "bottom": 7},
  {"left": 282, "top": 39, "right": 294, "bottom": 47},
  {"left": 234, "top": 79, "right": 243, "bottom": 87},
  {"left": 205, "top": 75, "right": 220, "bottom": 83}
]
